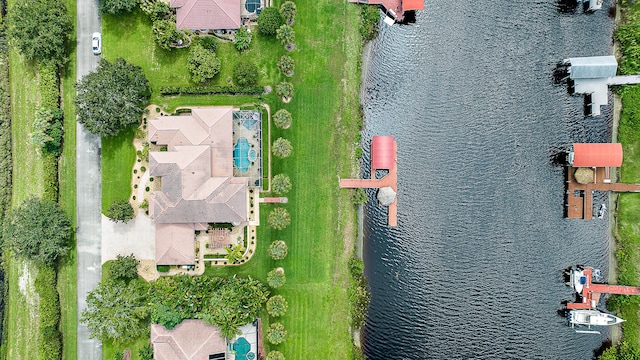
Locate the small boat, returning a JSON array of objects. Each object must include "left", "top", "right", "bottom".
[
  {"left": 597, "top": 204, "right": 607, "bottom": 219},
  {"left": 569, "top": 267, "right": 587, "bottom": 295},
  {"left": 569, "top": 310, "right": 625, "bottom": 328}
]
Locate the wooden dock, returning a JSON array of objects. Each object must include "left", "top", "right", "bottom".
[
  {"left": 340, "top": 138, "right": 398, "bottom": 226},
  {"left": 566, "top": 166, "right": 640, "bottom": 220},
  {"left": 567, "top": 267, "right": 640, "bottom": 309}
]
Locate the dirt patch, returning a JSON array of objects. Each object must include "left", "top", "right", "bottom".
[{"left": 138, "top": 259, "right": 159, "bottom": 282}]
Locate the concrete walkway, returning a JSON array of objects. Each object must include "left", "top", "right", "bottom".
[{"left": 76, "top": 0, "right": 102, "bottom": 357}]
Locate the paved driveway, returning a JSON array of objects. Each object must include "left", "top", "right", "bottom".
[{"left": 101, "top": 213, "right": 156, "bottom": 263}]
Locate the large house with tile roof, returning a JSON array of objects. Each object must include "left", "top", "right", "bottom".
[{"left": 148, "top": 107, "right": 249, "bottom": 266}]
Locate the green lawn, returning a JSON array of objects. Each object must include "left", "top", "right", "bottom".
[
  {"left": 101, "top": 128, "right": 136, "bottom": 212},
  {"left": 101, "top": 0, "right": 363, "bottom": 358},
  {"left": 6, "top": 47, "right": 44, "bottom": 360},
  {"left": 58, "top": 0, "right": 78, "bottom": 355}
]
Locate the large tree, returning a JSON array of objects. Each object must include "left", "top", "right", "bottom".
[
  {"left": 6, "top": 0, "right": 72, "bottom": 67},
  {"left": 109, "top": 253, "right": 140, "bottom": 281},
  {"left": 75, "top": 58, "right": 151, "bottom": 137},
  {"left": 257, "top": 7, "right": 283, "bottom": 36},
  {"left": 3, "top": 197, "right": 72, "bottom": 266},
  {"left": 188, "top": 45, "right": 221, "bottom": 84},
  {"left": 81, "top": 280, "right": 149, "bottom": 343}
]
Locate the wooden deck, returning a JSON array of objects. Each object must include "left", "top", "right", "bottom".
[
  {"left": 348, "top": 0, "right": 402, "bottom": 17},
  {"left": 340, "top": 141, "right": 398, "bottom": 226},
  {"left": 566, "top": 166, "right": 640, "bottom": 220}
]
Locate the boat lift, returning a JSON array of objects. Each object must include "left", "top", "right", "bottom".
[{"left": 566, "top": 266, "right": 640, "bottom": 310}]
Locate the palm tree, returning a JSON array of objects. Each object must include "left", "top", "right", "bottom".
[
  {"left": 273, "top": 108, "right": 292, "bottom": 129},
  {"left": 266, "top": 350, "right": 285, "bottom": 360},
  {"left": 272, "top": 173, "right": 292, "bottom": 194},
  {"left": 272, "top": 137, "right": 292, "bottom": 158},
  {"left": 266, "top": 322, "right": 287, "bottom": 344},
  {"left": 280, "top": 1, "right": 297, "bottom": 24},
  {"left": 276, "top": 24, "right": 295, "bottom": 45},
  {"left": 277, "top": 55, "right": 295, "bottom": 77},
  {"left": 268, "top": 240, "right": 288, "bottom": 260},
  {"left": 225, "top": 243, "right": 245, "bottom": 264},
  {"left": 275, "top": 81, "right": 293, "bottom": 100},
  {"left": 266, "top": 295, "right": 288, "bottom": 317},
  {"left": 268, "top": 207, "right": 290, "bottom": 230}
]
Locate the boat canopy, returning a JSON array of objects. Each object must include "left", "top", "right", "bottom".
[
  {"left": 570, "top": 143, "right": 623, "bottom": 167},
  {"left": 567, "top": 56, "right": 618, "bottom": 79}
]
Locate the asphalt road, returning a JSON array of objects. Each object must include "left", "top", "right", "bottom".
[{"left": 76, "top": 0, "right": 102, "bottom": 357}]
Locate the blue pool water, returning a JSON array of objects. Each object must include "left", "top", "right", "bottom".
[
  {"left": 232, "top": 337, "right": 253, "bottom": 359},
  {"left": 244, "top": 0, "right": 260, "bottom": 13},
  {"left": 233, "top": 138, "right": 250, "bottom": 173}
]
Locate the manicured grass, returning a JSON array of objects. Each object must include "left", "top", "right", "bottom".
[
  {"left": 58, "top": 0, "right": 78, "bottom": 354},
  {"left": 6, "top": 47, "right": 44, "bottom": 359},
  {"left": 101, "top": 0, "right": 363, "bottom": 358},
  {"left": 101, "top": 127, "right": 136, "bottom": 212}
]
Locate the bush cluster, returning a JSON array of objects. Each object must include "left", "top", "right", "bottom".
[
  {"left": 35, "top": 266, "right": 62, "bottom": 360},
  {"left": 42, "top": 154, "right": 59, "bottom": 202},
  {"left": 39, "top": 63, "right": 59, "bottom": 109},
  {"left": 360, "top": 5, "right": 380, "bottom": 42},
  {"left": 348, "top": 257, "right": 370, "bottom": 329},
  {"left": 34, "top": 63, "right": 64, "bottom": 157},
  {"left": 0, "top": 32, "right": 12, "bottom": 220},
  {"left": 159, "top": 85, "right": 264, "bottom": 96}
]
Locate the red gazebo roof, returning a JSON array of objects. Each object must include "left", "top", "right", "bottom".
[
  {"left": 372, "top": 136, "right": 395, "bottom": 170},
  {"left": 571, "top": 143, "right": 623, "bottom": 167}
]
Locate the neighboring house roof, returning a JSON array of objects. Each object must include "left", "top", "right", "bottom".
[
  {"left": 570, "top": 143, "right": 623, "bottom": 167},
  {"left": 155, "top": 223, "right": 196, "bottom": 265},
  {"left": 151, "top": 320, "right": 226, "bottom": 360},
  {"left": 371, "top": 136, "right": 395, "bottom": 170},
  {"left": 170, "top": 0, "right": 241, "bottom": 30}
]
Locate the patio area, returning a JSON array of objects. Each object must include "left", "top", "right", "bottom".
[{"left": 232, "top": 110, "right": 263, "bottom": 188}]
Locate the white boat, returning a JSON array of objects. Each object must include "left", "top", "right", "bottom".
[
  {"left": 597, "top": 204, "right": 607, "bottom": 219},
  {"left": 569, "top": 310, "right": 625, "bottom": 327},
  {"left": 569, "top": 268, "right": 586, "bottom": 295}
]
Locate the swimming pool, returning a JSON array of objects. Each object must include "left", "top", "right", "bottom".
[
  {"left": 231, "top": 337, "right": 255, "bottom": 360},
  {"left": 233, "top": 138, "right": 251, "bottom": 173}
]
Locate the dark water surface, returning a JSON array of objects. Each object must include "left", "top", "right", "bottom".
[{"left": 360, "top": 1, "right": 616, "bottom": 359}]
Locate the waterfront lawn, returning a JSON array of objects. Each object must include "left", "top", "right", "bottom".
[{"left": 101, "top": 127, "right": 136, "bottom": 212}]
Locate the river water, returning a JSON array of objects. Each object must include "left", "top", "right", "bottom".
[{"left": 360, "top": 1, "right": 616, "bottom": 359}]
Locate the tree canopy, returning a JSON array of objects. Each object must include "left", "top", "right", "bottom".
[
  {"left": 268, "top": 240, "right": 288, "bottom": 260},
  {"left": 75, "top": 58, "right": 151, "bottom": 137},
  {"left": 234, "top": 26, "right": 252, "bottom": 51},
  {"left": 257, "top": 7, "right": 283, "bottom": 36},
  {"left": 99, "top": 0, "right": 139, "bottom": 15},
  {"left": 6, "top": 0, "right": 72, "bottom": 67},
  {"left": 276, "top": 24, "right": 295, "bottom": 45},
  {"left": 267, "top": 267, "right": 286, "bottom": 288},
  {"left": 153, "top": 20, "right": 189, "bottom": 51},
  {"left": 109, "top": 254, "right": 140, "bottom": 281},
  {"left": 273, "top": 109, "right": 292, "bottom": 129},
  {"left": 2, "top": 197, "right": 72, "bottom": 266},
  {"left": 233, "top": 61, "right": 258, "bottom": 87},
  {"left": 106, "top": 199, "right": 134, "bottom": 223},
  {"left": 266, "top": 295, "right": 288, "bottom": 317},
  {"left": 268, "top": 207, "right": 290, "bottom": 230},
  {"left": 272, "top": 137, "right": 292, "bottom": 158},
  {"left": 277, "top": 55, "right": 295, "bottom": 77},
  {"left": 188, "top": 44, "right": 221, "bottom": 84},
  {"left": 266, "top": 322, "right": 287, "bottom": 345},
  {"left": 272, "top": 173, "right": 292, "bottom": 195},
  {"left": 81, "top": 280, "right": 150, "bottom": 343}
]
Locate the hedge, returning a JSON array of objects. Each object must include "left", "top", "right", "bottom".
[
  {"left": 39, "top": 63, "right": 60, "bottom": 109},
  {"left": 159, "top": 85, "right": 264, "bottom": 96},
  {"left": 42, "top": 153, "right": 59, "bottom": 202},
  {"left": 34, "top": 266, "right": 62, "bottom": 360}
]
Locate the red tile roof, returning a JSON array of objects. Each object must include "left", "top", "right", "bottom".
[
  {"left": 571, "top": 143, "right": 623, "bottom": 167},
  {"left": 170, "top": 0, "right": 241, "bottom": 30}
]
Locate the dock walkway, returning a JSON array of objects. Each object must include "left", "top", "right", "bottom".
[{"left": 566, "top": 166, "right": 640, "bottom": 219}]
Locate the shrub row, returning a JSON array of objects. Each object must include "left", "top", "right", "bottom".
[
  {"left": 34, "top": 266, "right": 62, "bottom": 360},
  {"left": 0, "top": 30, "right": 12, "bottom": 220},
  {"left": 39, "top": 63, "right": 59, "bottom": 109},
  {"left": 42, "top": 154, "right": 59, "bottom": 202},
  {"left": 348, "top": 258, "right": 370, "bottom": 329},
  {"left": 159, "top": 85, "right": 264, "bottom": 96}
]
